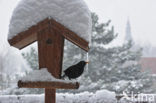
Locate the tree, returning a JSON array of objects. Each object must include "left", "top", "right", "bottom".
[
  {"left": 62, "top": 13, "right": 118, "bottom": 92},
  {"left": 21, "top": 13, "right": 155, "bottom": 94},
  {"left": 63, "top": 13, "right": 155, "bottom": 94},
  {"left": 22, "top": 47, "right": 39, "bottom": 70},
  {"left": 0, "top": 44, "right": 30, "bottom": 94},
  {"left": 98, "top": 42, "right": 155, "bottom": 94}
]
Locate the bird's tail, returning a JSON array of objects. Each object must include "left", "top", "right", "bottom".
[{"left": 61, "top": 74, "right": 66, "bottom": 80}]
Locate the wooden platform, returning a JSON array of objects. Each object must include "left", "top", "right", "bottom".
[
  {"left": 8, "top": 17, "right": 89, "bottom": 103},
  {"left": 18, "top": 80, "right": 79, "bottom": 89}
]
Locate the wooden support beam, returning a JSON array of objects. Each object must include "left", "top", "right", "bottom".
[
  {"left": 37, "top": 27, "right": 64, "bottom": 78},
  {"left": 8, "top": 18, "right": 89, "bottom": 51},
  {"left": 45, "top": 89, "right": 55, "bottom": 103},
  {"left": 37, "top": 27, "right": 65, "bottom": 103},
  {"left": 49, "top": 19, "right": 89, "bottom": 51},
  {"left": 8, "top": 18, "right": 50, "bottom": 49},
  {"left": 18, "top": 81, "right": 79, "bottom": 89},
  {"left": 8, "top": 18, "right": 88, "bottom": 103}
]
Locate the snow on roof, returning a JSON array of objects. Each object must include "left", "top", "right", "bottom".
[
  {"left": 21, "top": 68, "right": 71, "bottom": 83},
  {"left": 8, "top": 0, "right": 92, "bottom": 42}
]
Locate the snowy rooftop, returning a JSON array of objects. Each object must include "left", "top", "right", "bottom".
[{"left": 8, "top": 0, "right": 92, "bottom": 42}]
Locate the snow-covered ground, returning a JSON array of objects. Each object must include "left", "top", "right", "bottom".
[
  {"left": 1, "top": 90, "right": 156, "bottom": 103},
  {"left": 0, "top": 90, "right": 117, "bottom": 103}
]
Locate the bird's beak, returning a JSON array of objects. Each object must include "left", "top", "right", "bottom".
[{"left": 86, "top": 61, "right": 89, "bottom": 64}]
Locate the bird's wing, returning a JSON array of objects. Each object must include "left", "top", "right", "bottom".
[{"left": 64, "top": 65, "right": 75, "bottom": 72}]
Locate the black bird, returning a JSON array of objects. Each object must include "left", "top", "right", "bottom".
[{"left": 62, "top": 61, "right": 89, "bottom": 80}]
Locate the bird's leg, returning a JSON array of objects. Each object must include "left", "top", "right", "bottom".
[
  {"left": 61, "top": 74, "right": 66, "bottom": 80},
  {"left": 68, "top": 77, "right": 71, "bottom": 80}
]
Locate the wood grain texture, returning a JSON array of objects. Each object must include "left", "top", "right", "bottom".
[
  {"left": 18, "top": 81, "right": 79, "bottom": 89},
  {"left": 9, "top": 18, "right": 87, "bottom": 103},
  {"left": 8, "top": 18, "right": 89, "bottom": 51},
  {"left": 49, "top": 19, "right": 89, "bottom": 51},
  {"left": 45, "top": 89, "right": 55, "bottom": 103},
  {"left": 8, "top": 18, "right": 50, "bottom": 49},
  {"left": 37, "top": 27, "right": 64, "bottom": 78},
  {"left": 37, "top": 27, "right": 65, "bottom": 103}
]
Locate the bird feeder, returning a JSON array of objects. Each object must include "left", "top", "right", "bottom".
[{"left": 8, "top": 18, "right": 89, "bottom": 103}]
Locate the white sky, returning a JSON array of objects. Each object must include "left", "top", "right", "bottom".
[
  {"left": 0, "top": 0, "right": 156, "bottom": 46},
  {"left": 85, "top": 0, "right": 156, "bottom": 46}
]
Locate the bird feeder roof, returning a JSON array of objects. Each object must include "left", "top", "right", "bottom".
[
  {"left": 8, "top": 0, "right": 92, "bottom": 42},
  {"left": 8, "top": 18, "right": 89, "bottom": 51}
]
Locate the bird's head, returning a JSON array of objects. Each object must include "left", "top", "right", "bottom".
[{"left": 77, "top": 61, "right": 89, "bottom": 67}]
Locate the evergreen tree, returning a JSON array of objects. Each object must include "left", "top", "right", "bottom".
[
  {"left": 20, "top": 47, "right": 44, "bottom": 94},
  {"left": 63, "top": 13, "right": 155, "bottom": 94},
  {"left": 21, "top": 13, "right": 155, "bottom": 94},
  {"left": 0, "top": 45, "right": 30, "bottom": 94},
  {"left": 22, "top": 47, "right": 39, "bottom": 70}
]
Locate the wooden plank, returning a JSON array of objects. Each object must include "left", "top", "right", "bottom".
[
  {"left": 8, "top": 18, "right": 89, "bottom": 51},
  {"left": 49, "top": 19, "right": 89, "bottom": 52},
  {"left": 37, "top": 27, "right": 65, "bottom": 103},
  {"left": 18, "top": 81, "right": 79, "bottom": 89},
  {"left": 37, "top": 27, "right": 64, "bottom": 78},
  {"left": 8, "top": 18, "right": 50, "bottom": 49},
  {"left": 45, "top": 89, "right": 55, "bottom": 103}
]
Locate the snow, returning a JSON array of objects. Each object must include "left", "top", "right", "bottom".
[
  {"left": 0, "top": 44, "right": 30, "bottom": 79},
  {"left": 121, "top": 60, "right": 138, "bottom": 68},
  {"left": 8, "top": 0, "right": 92, "bottom": 42},
  {"left": 21, "top": 68, "right": 71, "bottom": 83},
  {"left": 0, "top": 89, "right": 155, "bottom": 103},
  {"left": 0, "top": 90, "right": 117, "bottom": 103}
]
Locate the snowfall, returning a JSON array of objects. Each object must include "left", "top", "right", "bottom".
[
  {"left": 0, "top": 90, "right": 116, "bottom": 103},
  {"left": 8, "top": 0, "right": 92, "bottom": 42},
  {"left": 0, "top": 90, "right": 156, "bottom": 103},
  {"left": 3, "top": 0, "right": 156, "bottom": 102},
  {"left": 21, "top": 68, "right": 73, "bottom": 83}
]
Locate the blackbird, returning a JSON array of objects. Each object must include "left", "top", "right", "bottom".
[{"left": 62, "top": 61, "right": 89, "bottom": 80}]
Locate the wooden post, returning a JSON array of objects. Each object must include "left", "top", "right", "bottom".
[
  {"left": 37, "top": 27, "right": 64, "bottom": 103},
  {"left": 18, "top": 81, "right": 79, "bottom": 89},
  {"left": 8, "top": 18, "right": 89, "bottom": 103}
]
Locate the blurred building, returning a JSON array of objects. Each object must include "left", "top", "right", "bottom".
[{"left": 125, "top": 19, "right": 156, "bottom": 74}]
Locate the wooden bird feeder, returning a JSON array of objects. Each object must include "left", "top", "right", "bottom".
[{"left": 8, "top": 18, "right": 89, "bottom": 103}]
